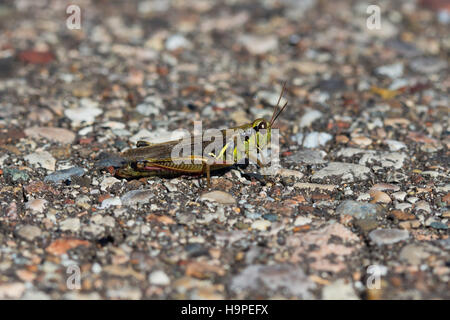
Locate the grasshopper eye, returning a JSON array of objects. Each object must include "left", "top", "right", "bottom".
[
  {"left": 258, "top": 122, "right": 267, "bottom": 130},
  {"left": 253, "top": 121, "right": 266, "bottom": 132}
]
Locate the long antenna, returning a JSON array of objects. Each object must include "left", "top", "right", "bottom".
[
  {"left": 270, "top": 81, "right": 287, "bottom": 125},
  {"left": 269, "top": 81, "right": 286, "bottom": 123},
  {"left": 271, "top": 101, "right": 288, "bottom": 125}
]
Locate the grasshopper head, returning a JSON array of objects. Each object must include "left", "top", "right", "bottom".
[
  {"left": 251, "top": 80, "right": 289, "bottom": 149},
  {"left": 251, "top": 118, "right": 271, "bottom": 131},
  {"left": 240, "top": 82, "right": 288, "bottom": 160},
  {"left": 251, "top": 118, "right": 272, "bottom": 149}
]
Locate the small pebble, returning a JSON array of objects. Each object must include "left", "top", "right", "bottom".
[
  {"left": 414, "top": 201, "right": 431, "bottom": 213},
  {"left": 44, "top": 167, "right": 85, "bottom": 183},
  {"left": 25, "top": 127, "right": 76, "bottom": 144},
  {"left": 322, "top": 279, "right": 359, "bottom": 300},
  {"left": 429, "top": 222, "right": 448, "bottom": 230},
  {"left": 299, "top": 110, "right": 323, "bottom": 128},
  {"left": 121, "top": 189, "right": 154, "bottom": 206},
  {"left": 385, "top": 139, "right": 407, "bottom": 151},
  {"left": 369, "top": 190, "right": 391, "bottom": 203},
  {"left": 165, "top": 34, "right": 192, "bottom": 50},
  {"left": 407, "top": 197, "right": 419, "bottom": 204},
  {"left": 294, "top": 216, "right": 312, "bottom": 226},
  {"left": 149, "top": 270, "right": 170, "bottom": 285},
  {"left": 238, "top": 34, "right": 278, "bottom": 55},
  {"left": 26, "top": 199, "right": 47, "bottom": 213},
  {"left": 60, "top": 218, "right": 81, "bottom": 232},
  {"left": 200, "top": 191, "right": 236, "bottom": 205},
  {"left": 64, "top": 98, "right": 102, "bottom": 124},
  {"left": 100, "top": 197, "right": 122, "bottom": 209},
  {"left": 24, "top": 151, "right": 56, "bottom": 171},
  {"left": 312, "top": 163, "right": 371, "bottom": 183},
  {"left": 396, "top": 203, "right": 412, "bottom": 211},
  {"left": 369, "top": 229, "right": 409, "bottom": 245},
  {"left": 3, "top": 168, "right": 30, "bottom": 182},
  {"left": 16, "top": 225, "right": 42, "bottom": 241},
  {"left": 303, "top": 132, "right": 333, "bottom": 148},
  {"left": 100, "top": 177, "right": 121, "bottom": 191},
  {"left": 251, "top": 220, "right": 271, "bottom": 231},
  {"left": 392, "top": 191, "right": 407, "bottom": 201},
  {"left": 376, "top": 63, "right": 404, "bottom": 79}
]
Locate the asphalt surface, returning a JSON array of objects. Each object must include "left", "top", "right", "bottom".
[{"left": 0, "top": 0, "right": 448, "bottom": 299}]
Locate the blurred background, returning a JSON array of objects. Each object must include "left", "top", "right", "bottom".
[
  {"left": 1, "top": 0, "right": 448, "bottom": 132},
  {"left": 0, "top": 0, "right": 448, "bottom": 300}
]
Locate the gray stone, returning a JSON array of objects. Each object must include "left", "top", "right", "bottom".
[
  {"left": 286, "top": 149, "right": 327, "bottom": 164},
  {"left": 299, "top": 109, "right": 323, "bottom": 127},
  {"left": 369, "top": 229, "right": 409, "bottom": 245},
  {"left": 322, "top": 279, "right": 359, "bottom": 300},
  {"left": 238, "top": 34, "right": 278, "bottom": 55},
  {"left": 25, "top": 199, "right": 48, "bottom": 213},
  {"left": 24, "top": 151, "right": 56, "bottom": 171},
  {"left": 429, "top": 222, "right": 448, "bottom": 230},
  {"left": 25, "top": 127, "right": 76, "bottom": 144},
  {"left": 121, "top": 189, "right": 154, "bottom": 206},
  {"left": 312, "top": 162, "right": 371, "bottom": 183},
  {"left": 44, "top": 167, "right": 85, "bottom": 183},
  {"left": 229, "top": 264, "right": 315, "bottom": 298},
  {"left": 400, "top": 244, "right": 430, "bottom": 265},
  {"left": 200, "top": 191, "right": 236, "bottom": 205},
  {"left": 136, "top": 96, "right": 164, "bottom": 116},
  {"left": 130, "top": 128, "right": 186, "bottom": 144},
  {"left": 414, "top": 201, "right": 431, "bottom": 213},
  {"left": 303, "top": 132, "right": 333, "bottom": 148},
  {"left": 16, "top": 225, "right": 42, "bottom": 241},
  {"left": 165, "top": 34, "right": 192, "bottom": 50},
  {"left": 359, "top": 152, "right": 407, "bottom": 169},
  {"left": 277, "top": 168, "right": 304, "bottom": 179},
  {"left": 336, "top": 200, "right": 384, "bottom": 219},
  {"left": 436, "top": 238, "right": 450, "bottom": 250},
  {"left": 60, "top": 218, "right": 81, "bottom": 232},
  {"left": 385, "top": 140, "right": 407, "bottom": 151},
  {"left": 410, "top": 57, "right": 447, "bottom": 74},
  {"left": 64, "top": 98, "right": 102, "bottom": 124},
  {"left": 149, "top": 270, "right": 170, "bottom": 285},
  {"left": 3, "top": 168, "right": 29, "bottom": 182},
  {"left": 100, "top": 177, "right": 121, "bottom": 191},
  {"left": 337, "top": 148, "right": 373, "bottom": 158},
  {"left": 376, "top": 63, "right": 404, "bottom": 79},
  {"left": 384, "top": 39, "right": 421, "bottom": 58},
  {"left": 82, "top": 224, "right": 105, "bottom": 238},
  {"left": 99, "top": 197, "right": 122, "bottom": 209}
]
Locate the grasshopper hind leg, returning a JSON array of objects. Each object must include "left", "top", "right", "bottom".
[{"left": 201, "top": 163, "right": 211, "bottom": 189}]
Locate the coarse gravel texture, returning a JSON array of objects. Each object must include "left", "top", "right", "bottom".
[{"left": 0, "top": 0, "right": 449, "bottom": 300}]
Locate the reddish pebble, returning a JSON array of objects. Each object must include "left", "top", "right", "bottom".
[
  {"left": 442, "top": 193, "right": 450, "bottom": 205},
  {"left": 46, "top": 238, "right": 90, "bottom": 255},
  {"left": 79, "top": 137, "right": 94, "bottom": 145},
  {"left": 98, "top": 194, "right": 111, "bottom": 203},
  {"left": 18, "top": 50, "right": 55, "bottom": 64}
]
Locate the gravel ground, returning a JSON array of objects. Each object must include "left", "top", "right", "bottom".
[{"left": 0, "top": 0, "right": 449, "bottom": 300}]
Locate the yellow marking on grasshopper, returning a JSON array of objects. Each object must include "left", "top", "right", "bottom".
[{"left": 115, "top": 83, "right": 289, "bottom": 188}]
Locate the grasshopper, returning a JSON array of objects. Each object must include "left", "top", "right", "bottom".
[{"left": 115, "top": 84, "right": 288, "bottom": 188}]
